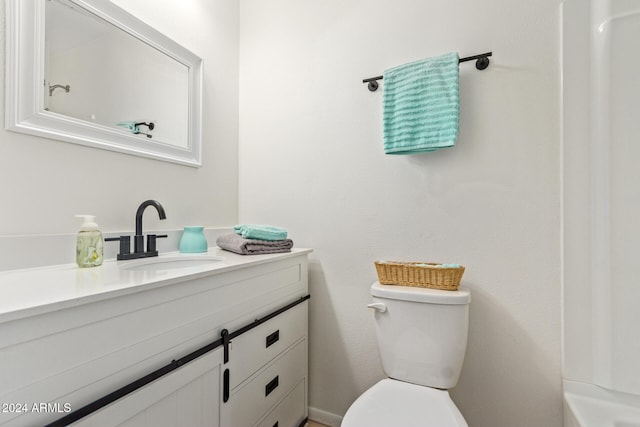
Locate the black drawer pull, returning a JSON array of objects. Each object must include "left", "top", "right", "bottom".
[
  {"left": 266, "top": 330, "right": 280, "bottom": 348},
  {"left": 272, "top": 423, "right": 278, "bottom": 427},
  {"left": 265, "top": 375, "right": 279, "bottom": 397}
]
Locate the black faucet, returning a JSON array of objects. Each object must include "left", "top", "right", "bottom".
[
  {"left": 106, "top": 200, "right": 167, "bottom": 260},
  {"left": 134, "top": 200, "right": 166, "bottom": 253}
]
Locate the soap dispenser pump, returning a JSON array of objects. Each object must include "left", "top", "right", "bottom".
[{"left": 75, "top": 214, "right": 104, "bottom": 268}]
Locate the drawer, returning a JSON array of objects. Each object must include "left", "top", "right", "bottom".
[
  {"left": 226, "top": 338, "right": 307, "bottom": 427},
  {"left": 228, "top": 301, "right": 307, "bottom": 389},
  {"left": 256, "top": 378, "right": 306, "bottom": 427}
]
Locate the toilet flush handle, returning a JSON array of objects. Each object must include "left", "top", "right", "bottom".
[{"left": 367, "top": 302, "right": 387, "bottom": 313}]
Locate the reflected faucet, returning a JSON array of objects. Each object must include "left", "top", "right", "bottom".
[
  {"left": 48, "top": 83, "right": 70, "bottom": 96},
  {"left": 105, "top": 200, "right": 167, "bottom": 260}
]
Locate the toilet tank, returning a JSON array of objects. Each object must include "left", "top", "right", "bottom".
[{"left": 370, "top": 281, "right": 471, "bottom": 389}]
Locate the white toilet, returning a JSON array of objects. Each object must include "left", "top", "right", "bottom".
[{"left": 341, "top": 281, "right": 471, "bottom": 427}]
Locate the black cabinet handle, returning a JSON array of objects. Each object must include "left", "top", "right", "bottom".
[
  {"left": 223, "top": 369, "right": 230, "bottom": 402},
  {"left": 265, "top": 375, "right": 279, "bottom": 397},
  {"left": 266, "top": 330, "right": 280, "bottom": 348},
  {"left": 272, "top": 422, "right": 278, "bottom": 427}
]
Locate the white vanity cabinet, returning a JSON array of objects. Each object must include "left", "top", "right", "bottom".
[{"left": 0, "top": 249, "right": 310, "bottom": 427}]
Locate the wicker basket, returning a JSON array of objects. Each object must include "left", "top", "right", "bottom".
[{"left": 374, "top": 261, "right": 465, "bottom": 291}]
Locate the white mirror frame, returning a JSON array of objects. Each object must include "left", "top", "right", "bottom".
[{"left": 5, "top": 0, "right": 203, "bottom": 167}]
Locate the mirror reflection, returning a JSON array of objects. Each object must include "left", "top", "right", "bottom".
[{"left": 44, "top": 0, "right": 189, "bottom": 148}]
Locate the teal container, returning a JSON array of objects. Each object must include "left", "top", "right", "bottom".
[{"left": 179, "top": 226, "right": 208, "bottom": 253}]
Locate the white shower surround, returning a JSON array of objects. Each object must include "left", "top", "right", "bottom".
[{"left": 562, "top": 0, "right": 640, "bottom": 424}]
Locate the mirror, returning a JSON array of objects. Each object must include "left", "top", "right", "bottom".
[{"left": 5, "top": 0, "right": 203, "bottom": 167}]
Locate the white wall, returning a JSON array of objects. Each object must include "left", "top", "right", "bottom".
[
  {"left": 0, "top": 0, "right": 238, "bottom": 237},
  {"left": 238, "top": 1, "right": 562, "bottom": 426}
]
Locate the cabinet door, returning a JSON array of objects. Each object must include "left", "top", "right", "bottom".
[{"left": 73, "top": 347, "right": 223, "bottom": 427}]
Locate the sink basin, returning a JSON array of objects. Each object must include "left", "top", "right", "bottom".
[{"left": 121, "top": 255, "right": 224, "bottom": 272}]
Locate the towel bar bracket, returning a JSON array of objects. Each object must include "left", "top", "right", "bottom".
[
  {"left": 363, "top": 51, "right": 492, "bottom": 92},
  {"left": 475, "top": 56, "right": 490, "bottom": 70}
]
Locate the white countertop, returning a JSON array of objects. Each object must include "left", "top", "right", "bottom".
[{"left": 0, "top": 248, "right": 312, "bottom": 324}]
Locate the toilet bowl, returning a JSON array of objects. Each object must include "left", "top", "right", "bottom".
[
  {"left": 341, "top": 379, "right": 467, "bottom": 427},
  {"left": 342, "top": 282, "right": 471, "bottom": 427}
]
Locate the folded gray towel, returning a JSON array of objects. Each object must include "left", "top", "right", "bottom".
[{"left": 216, "top": 233, "right": 293, "bottom": 255}]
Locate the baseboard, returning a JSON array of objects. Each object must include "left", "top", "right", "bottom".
[{"left": 308, "top": 406, "right": 343, "bottom": 427}]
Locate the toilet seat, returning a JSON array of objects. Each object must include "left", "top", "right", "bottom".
[{"left": 341, "top": 379, "right": 468, "bottom": 427}]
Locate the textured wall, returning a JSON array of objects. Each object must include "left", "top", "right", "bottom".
[{"left": 238, "top": 0, "right": 562, "bottom": 426}]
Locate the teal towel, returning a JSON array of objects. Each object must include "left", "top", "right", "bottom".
[
  {"left": 116, "top": 121, "right": 140, "bottom": 134},
  {"left": 383, "top": 52, "right": 459, "bottom": 154},
  {"left": 234, "top": 224, "right": 288, "bottom": 241}
]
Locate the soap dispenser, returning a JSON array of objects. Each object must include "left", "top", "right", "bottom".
[{"left": 75, "top": 215, "right": 104, "bottom": 268}]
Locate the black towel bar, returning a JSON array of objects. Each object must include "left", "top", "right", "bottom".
[{"left": 363, "top": 51, "right": 492, "bottom": 92}]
